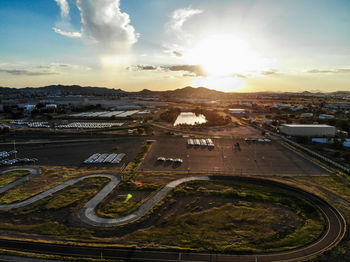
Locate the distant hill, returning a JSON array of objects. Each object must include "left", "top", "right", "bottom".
[
  {"left": 133, "top": 86, "right": 225, "bottom": 99},
  {"left": 0, "top": 85, "right": 126, "bottom": 96},
  {"left": 1, "top": 84, "right": 350, "bottom": 99}
]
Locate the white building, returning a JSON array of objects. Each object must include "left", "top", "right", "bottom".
[
  {"left": 300, "top": 113, "right": 313, "bottom": 118},
  {"left": 45, "top": 104, "right": 57, "bottom": 109},
  {"left": 229, "top": 109, "right": 246, "bottom": 114},
  {"left": 280, "top": 124, "right": 336, "bottom": 137}
]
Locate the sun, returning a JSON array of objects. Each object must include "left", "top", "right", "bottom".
[{"left": 188, "top": 34, "right": 264, "bottom": 76}]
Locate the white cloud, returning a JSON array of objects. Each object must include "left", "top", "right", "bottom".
[
  {"left": 76, "top": 0, "right": 139, "bottom": 55},
  {"left": 164, "top": 7, "right": 203, "bottom": 57},
  {"left": 53, "top": 27, "right": 82, "bottom": 38},
  {"left": 54, "top": 0, "right": 69, "bottom": 18},
  {"left": 169, "top": 7, "right": 203, "bottom": 33}
]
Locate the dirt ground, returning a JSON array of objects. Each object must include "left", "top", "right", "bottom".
[
  {"left": 140, "top": 137, "right": 330, "bottom": 175},
  {"left": 1, "top": 137, "right": 145, "bottom": 167}
]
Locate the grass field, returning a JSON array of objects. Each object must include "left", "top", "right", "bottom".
[
  {"left": 0, "top": 168, "right": 327, "bottom": 254},
  {"left": 0, "top": 170, "right": 31, "bottom": 188},
  {"left": 119, "top": 180, "right": 324, "bottom": 252},
  {"left": 0, "top": 176, "right": 110, "bottom": 240},
  {"left": 0, "top": 166, "right": 117, "bottom": 204}
]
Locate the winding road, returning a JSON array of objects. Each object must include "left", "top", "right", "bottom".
[{"left": 0, "top": 167, "right": 346, "bottom": 261}]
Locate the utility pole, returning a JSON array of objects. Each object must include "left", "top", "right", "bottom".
[{"left": 13, "top": 140, "right": 17, "bottom": 159}]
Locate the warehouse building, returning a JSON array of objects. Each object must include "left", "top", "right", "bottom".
[
  {"left": 280, "top": 124, "right": 336, "bottom": 137},
  {"left": 229, "top": 109, "right": 246, "bottom": 114}
]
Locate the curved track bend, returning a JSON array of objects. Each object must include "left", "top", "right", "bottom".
[{"left": 0, "top": 167, "right": 346, "bottom": 262}]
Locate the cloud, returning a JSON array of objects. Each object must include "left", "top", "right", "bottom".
[
  {"left": 303, "top": 68, "right": 350, "bottom": 74},
  {"left": 0, "top": 69, "right": 58, "bottom": 76},
  {"left": 173, "top": 51, "right": 183, "bottom": 57},
  {"left": 128, "top": 65, "right": 159, "bottom": 71},
  {"left": 0, "top": 63, "right": 91, "bottom": 76},
  {"left": 52, "top": 0, "right": 138, "bottom": 55},
  {"left": 131, "top": 64, "right": 207, "bottom": 77},
  {"left": 164, "top": 7, "right": 203, "bottom": 57},
  {"left": 53, "top": 27, "right": 82, "bottom": 38},
  {"left": 136, "top": 65, "right": 159, "bottom": 71},
  {"left": 76, "top": 0, "right": 139, "bottom": 54},
  {"left": 54, "top": 0, "right": 69, "bottom": 18},
  {"left": 164, "top": 65, "right": 207, "bottom": 77},
  {"left": 261, "top": 69, "right": 278, "bottom": 75},
  {"left": 232, "top": 73, "right": 248, "bottom": 79},
  {"left": 45, "top": 63, "right": 92, "bottom": 71},
  {"left": 169, "top": 7, "right": 203, "bottom": 33}
]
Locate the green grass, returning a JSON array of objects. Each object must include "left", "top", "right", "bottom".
[
  {"left": 44, "top": 177, "right": 110, "bottom": 210},
  {"left": 0, "top": 171, "right": 326, "bottom": 254},
  {"left": 0, "top": 166, "right": 116, "bottom": 204},
  {"left": 0, "top": 177, "right": 110, "bottom": 240},
  {"left": 122, "top": 202, "right": 321, "bottom": 252},
  {"left": 123, "top": 142, "right": 152, "bottom": 180},
  {"left": 119, "top": 180, "right": 325, "bottom": 253},
  {"left": 97, "top": 200, "right": 140, "bottom": 218},
  {"left": 0, "top": 170, "right": 31, "bottom": 188}
]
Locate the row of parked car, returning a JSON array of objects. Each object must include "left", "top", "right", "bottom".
[
  {"left": 1, "top": 158, "right": 38, "bottom": 166},
  {"left": 0, "top": 150, "right": 17, "bottom": 159},
  {"left": 83, "top": 153, "right": 126, "bottom": 164},
  {"left": 157, "top": 157, "right": 183, "bottom": 163}
]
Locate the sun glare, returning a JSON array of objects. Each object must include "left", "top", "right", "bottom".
[
  {"left": 192, "top": 76, "right": 245, "bottom": 92},
  {"left": 189, "top": 34, "right": 265, "bottom": 77}
]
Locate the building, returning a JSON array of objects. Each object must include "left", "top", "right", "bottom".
[
  {"left": 300, "top": 113, "right": 313, "bottom": 118},
  {"left": 280, "top": 124, "right": 336, "bottom": 137},
  {"left": 45, "top": 104, "right": 57, "bottom": 109},
  {"left": 229, "top": 109, "right": 246, "bottom": 114},
  {"left": 319, "top": 114, "right": 335, "bottom": 120},
  {"left": 25, "top": 105, "right": 36, "bottom": 111}
]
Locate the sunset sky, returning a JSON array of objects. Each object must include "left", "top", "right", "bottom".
[{"left": 1, "top": 0, "right": 349, "bottom": 92}]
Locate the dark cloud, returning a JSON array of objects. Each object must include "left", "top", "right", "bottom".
[
  {"left": 130, "top": 64, "right": 207, "bottom": 77},
  {"left": 136, "top": 65, "right": 158, "bottom": 71},
  {"left": 0, "top": 69, "right": 58, "bottom": 76},
  {"left": 162, "top": 65, "right": 207, "bottom": 77}
]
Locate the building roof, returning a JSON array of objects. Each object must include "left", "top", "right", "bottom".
[{"left": 281, "top": 124, "right": 334, "bottom": 128}]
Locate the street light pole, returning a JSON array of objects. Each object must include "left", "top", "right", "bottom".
[{"left": 13, "top": 140, "right": 17, "bottom": 159}]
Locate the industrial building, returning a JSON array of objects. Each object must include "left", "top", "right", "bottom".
[
  {"left": 280, "top": 124, "right": 336, "bottom": 137},
  {"left": 229, "top": 109, "right": 246, "bottom": 114}
]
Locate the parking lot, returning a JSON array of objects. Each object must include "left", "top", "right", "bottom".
[
  {"left": 0, "top": 137, "right": 145, "bottom": 167},
  {"left": 140, "top": 137, "right": 330, "bottom": 175}
]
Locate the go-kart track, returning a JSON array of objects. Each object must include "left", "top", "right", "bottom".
[{"left": 0, "top": 167, "right": 346, "bottom": 262}]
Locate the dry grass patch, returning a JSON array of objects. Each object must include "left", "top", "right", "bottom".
[
  {"left": 0, "top": 166, "right": 118, "bottom": 204},
  {"left": 0, "top": 170, "right": 31, "bottom": 188}
]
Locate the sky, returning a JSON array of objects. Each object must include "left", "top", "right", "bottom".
[{"left": 0, "top": 0, "right": 350, "bottom": 92}]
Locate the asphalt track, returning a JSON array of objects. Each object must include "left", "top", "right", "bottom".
[{"left": 0, "top": 167, "right": 346, "bottom": 261}]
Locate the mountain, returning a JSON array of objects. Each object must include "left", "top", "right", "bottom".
[
  {"left": 0, "top": 85, "right": 126, "bottom": 97},
  {"left": 1, "top": 84, "right": 350, "bottom": 99},
  {"left": 133, "top": 86, "right": 225, "bottom": 99}
]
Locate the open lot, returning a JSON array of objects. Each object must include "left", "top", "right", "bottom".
[
  {"left": 0, "top": 137, "right": 145, "bottom": 167},
  {"left": 140, "top": 136, "right": 330, "bottom": 175}
]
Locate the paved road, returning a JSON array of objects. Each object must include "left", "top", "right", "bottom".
[
  {"left": 0, "top": 168, "right": 346, "bottom": 261},
  {"left": 81, "top": 176, "right": 210, "bottom": 226},
  {"left": 0, "top": 167, "right": 41, "bottom": 194}
]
